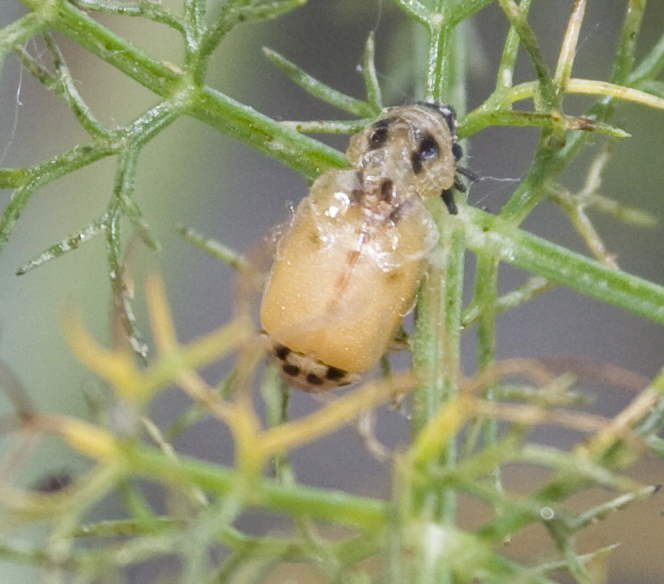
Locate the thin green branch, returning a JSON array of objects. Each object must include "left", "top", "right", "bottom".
[
  {"left": 363, "top": 32, "right": 383, "bottom": 111},
  {"left": 630, "top": 31, "right": 664, "bottom": 84},
  {"left": 66, "top": 0, "right": 186, "bottom": 33},
  {"left": 175, "top": 225, "right": 248, "bottom": 271},
  {"left": 183, "top": 0, "right": 207, "bottom": 41},
  {"left": 122, "top": 444, "right": 387, "bottom": 530},
  {"left": 613, "top": 0, "right": 647, "bottom": 86},
  {"left": 553, "top": 0, "right": 586, "bottom": 97},
  {"left": 547, "top": 184, "right": 618, "bottom": 269},
  {"left": 191, "top": 86, "right": 347, "bottom": 179},
  {"left": 263, "top": 48, "right": 377, "bottom": 117},
  {"left": 0, "top": 12, "right": 47, "bottom": 66},
  {"left": 569, "top": 485, "right": 658, "bottom": 531},
  {"left": 236, "top": 0, "right": 308, "bottom": 24},
  {"left": 195, "top": 5, "right": 239, "bottom": 73},
  {"left": 528, "top": 1, "right": 658, "bottom": 208},
  {"left": 471, "top": 251, "right": 500, "bottom": 489},
  {"left": 196, "top": 0, "right": 308, "bottom": 78},
  {"left": 494, "top": 0, "right": 533, "bottom": 92},
  {"left": 496, "top": 0, "right": 556, "bottom": 107},
  {"left": 392, "top": 0, "right": 430, "bottom": 26},
  {"left": 515, "top": 444, "right": 642, "bottom": 492},
  {"left": 448, "top": 0, "right": 495, "bottom": 27},
  {"left": 584, "top": 193, "right": 657, "bottom": 226},
  {"left": 0, "top": 168, "right": 30, "bottom": 189},
  {"left": 182, "top": 0, "right": 206, "bottom": 82},
  {"left": 116, "top": 478, "right": 157, "bottom": 522},
  {"left": 425, "top": 3, "right": 453, "bottom": 103},
  {"left": 16, "top": 219, "right": 104, "bottom": 275},
  {"left": 537, "top": 544, "right": 620, "bottom": 578},
  {"left": 127, "top": 99, "right": 184, "bottom": 146},
  {"left": 13, "top": 36, "right": 109, "bottom": 138},
  {"left": 545, "top": 519, "right": 593, "bottom": 584},
  {"left": 477, "top": 447, "right": 642, "bottom": 545},
  {"left": 280, "top": 119, "right": 371, "bottom": 133},
  {"left": 22, "top": 0, "right": 182, "bottom": 94},
  {"left": 462, "top": 276, "right": 554, "bottom": 327},
  {"left": 459, "top": 109, "right": 629, "bottom": 140},
  {"left": 0, "top": 139, "right": 119, "bottom": 253},
  {"left": 492, "top": 276, "right": 554, "bottom": 314},
  {"left": 118, "top": 194, "right": 161, "bottom": 252},
  {"left": 461, "top": 206, "right": 664, "bottom": 325},
  {"left": 15, "top": 0, "right": 345, "bottom": 179},
  {"left": 104, "top": 145, "right": 148, "bottom": 361}
]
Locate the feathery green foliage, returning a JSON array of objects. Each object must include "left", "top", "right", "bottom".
[{"left": 2, "top": 0, "right": 664, "bottom": 582}]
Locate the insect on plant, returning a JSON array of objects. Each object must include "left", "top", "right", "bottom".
[
  {"left": 259, "top": 103, "right": 472, "bottom": 392},
  {"left": 7, "top": 1, "right": 664, "bottom": 582}
]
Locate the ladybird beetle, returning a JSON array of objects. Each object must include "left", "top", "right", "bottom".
[{"left": 260, "top": 104, "right": 465, "bottom": 392}]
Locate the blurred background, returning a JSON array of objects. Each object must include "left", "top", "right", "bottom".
[{"left": 1, "top": 0, "right": 664, "bottom": 581}]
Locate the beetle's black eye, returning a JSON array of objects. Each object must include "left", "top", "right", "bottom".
[
  {"left": 368, "top": 126, "right": 388, "bottom": 150},
  {"left": 417, "top": 133, "right": 440, "bottom": 160}
]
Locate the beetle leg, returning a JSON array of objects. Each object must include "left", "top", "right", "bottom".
[{"left": 441, "top": 189, "right": 458, "bottom": 215}]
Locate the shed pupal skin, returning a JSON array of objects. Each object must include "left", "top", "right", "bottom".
[{"left": 260, "top": 104, "right": 462, "bottom": 392}]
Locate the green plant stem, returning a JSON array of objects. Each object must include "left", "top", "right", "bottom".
[
  {"left": 0, "top": 140, "right": 119, "bottom": 253},
  {"left": 120, "top": 443, "right": 387, "bottom": 531},
  {"left": 392, "top": 0, "right": 429, "bottom": 26},
  {"left": 68, "top": 0, "right": 186, "bottom": 32},
  {"left": 460, "top": 108, "right": 629, "bottom": 139},
  {"left": 409, "top": 8, "right": 466, "bottom": 580},
  {"left": 495, "top": 0, "right": 532, "bottom": 92},
  {"left": 363, "top": 32, "right": 383, "bottom": 111},
  {"left": 16, "top": 219, "right": 104, "bottom": 275},
  {"left": 106, "top": 146, "right": 144, "bottom": 357},
  {"left": 499, "top": 0, "right": 648, "bottom": 224},
  {"left": 425, "top": 2, "right": 453, "bottom": 103},
  {"left": 448, "top": 0, "right": 495, "bottom": 26},
  {"left": 0, "top": 12, "right": 47, "bottom": 70},
  {"left": 17, "top": 0, "right": 345, "bottom": 179},
  {"left": 613, "top": 0, "right": 647, "bottom": 85},
  {"left": 461, "top": 206, "right": 664, "bottom": 324},
  {"left": 470, "top": 252, "right": 501, "bottom": 489},
  {"left": 263, "top": 47, "right": 377, "bottom": 117},
  {"left": 545, "top": 519, "right": 593, "bottom": 584},
  {"left": 462, "top": 276, "right": 553, "bottom": 327},
  {"left": 631, "top": 31, "right": 664, "bottom": 83},
  {"left": 496, "top": 0, "right": 555, "bottom": 106}
]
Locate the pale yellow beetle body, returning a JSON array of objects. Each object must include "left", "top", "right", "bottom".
[{"left": 260, "top": 104, "right": 462, "bottom": 392}]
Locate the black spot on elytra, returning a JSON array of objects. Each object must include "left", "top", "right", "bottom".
[
  {"left": 325, "top": 366, "right": 346, "bottom": 381},
  {"left": 282, "top": 364, "right": 300, "bottom": 377},
  {"left": 275, "top": 345, "right": 291, "bottom": 361},
  {"left": 306, "top": 373, "right": 323, "bottom": 386},
  {"left": 418, "top": 133, "right": 440, "bottom": 160}
]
